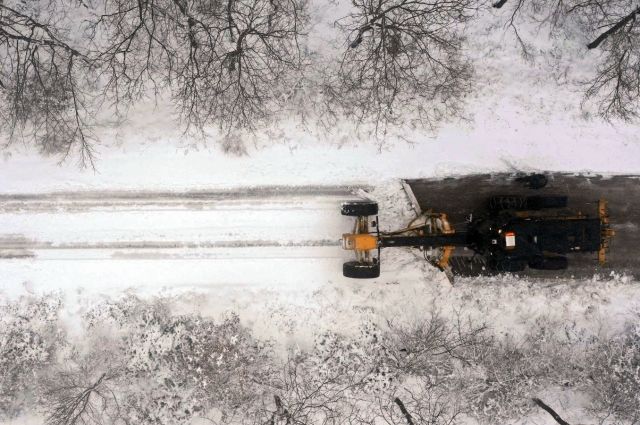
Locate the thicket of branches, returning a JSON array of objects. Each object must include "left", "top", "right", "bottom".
[
  {"left": 1, "top": 295, "right": 640, "bottom": 425},
  {"left": 494, "top": 0, "right": 640, "bottom": 121},
  {"left": 331, "top": 0, "right": 481, "bottom": 134},
  {"left": 3, "top": 0, "right": 640, "bottom": 165},
  {"left": 0, "top": 0, "right": 96, "bottom": 166},
  {"left": 0, "top": 0, "right": 487, "bottom": 164},
  {"left": 0, "top": 0, "right": 308, "bottom": 163},
  {"left": 90, "top": 0, "right": 308, "bottom": 133}
]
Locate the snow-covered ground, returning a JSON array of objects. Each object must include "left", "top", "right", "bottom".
[{"left": 1, "top": 1, "right": 640, "bottom": 423}]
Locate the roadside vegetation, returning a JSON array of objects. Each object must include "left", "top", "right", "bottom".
[
  {"left": 1, "top": 294, "right": 638, "bottom": 424},
  {"left": 3, "top": 0, "right": 640, "bottom": 165}
]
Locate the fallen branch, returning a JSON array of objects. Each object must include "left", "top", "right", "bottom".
[
  {"left": 493, "top": 0, "right": 508, "bottom": 9},
  {"left": 532, "top": 398, "right": 571, "bottom": 425},
  {"left": 394, "top": 398, "right": 415, "bottom": 425}
]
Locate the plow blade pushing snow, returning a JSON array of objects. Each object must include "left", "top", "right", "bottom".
[{"left": 341, "top": 196, "right": 615, "bottom": 278}]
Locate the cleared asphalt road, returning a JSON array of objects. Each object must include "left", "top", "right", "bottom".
[{"left": 407, "top": 174, "right": 640, "bottom": 279}]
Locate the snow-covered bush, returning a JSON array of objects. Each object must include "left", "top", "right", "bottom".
[
  {"left": 244, "top": 322, "right": 395, "bottom": 425},
  {"left": 461, "top": 317, "right": 588, "bottom": 422},
  {"left": 39, "top": 339, "right": 125, "bottom": 425},
  {"left": 84, "top": 296, "right": 273, "bottom": 423},
  {"left": 586, "top": 315, "right": 640, "bottom": 424},
  {"left": 0, "top": 295, "right": 64, "bottom": 419},
  {"left": 374, "top": 380, "right": 464, "bottom": 425},
  {"left": 385, "top": 312, "right": 488, "bottom": 383},
  {"left": 314, "top": 320, "right": 396, "bottom": 393}
]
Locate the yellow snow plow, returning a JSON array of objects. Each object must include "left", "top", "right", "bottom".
[{"left": 341, "top": 197, "right": 615, "bottom": 279}]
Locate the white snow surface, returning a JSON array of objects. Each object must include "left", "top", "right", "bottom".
[{"left": 1, "top": 2, "right": 640, "bottom": 423}]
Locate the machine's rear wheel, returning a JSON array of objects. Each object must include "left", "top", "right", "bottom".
[
  {"left": 489, "top": 195, "right": 567, "bottom": 211},
  {"left": 528, "top": 256, "right": 568, "bottom": 270},
  {"left": 526, "top": 196, "right": 568, "bottom": 210},
  {"left": 491, "top": 257, "right": 527, "bottom": 273},
  {"left": 341, "top": 200, "right": 378, "bottom": 216},
  {"left": 488, "top": 196, "right": 527, "bottom": 211},
  {"left": 343, "top": 261, "right": 380, "bottom": 278}
]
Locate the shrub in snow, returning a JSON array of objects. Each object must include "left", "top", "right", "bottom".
[
  {"left": 39, "top": 340, "right": 124, "bottom": 425},
  {"left": 586, "top": 317, "right": 640, "bottom": 424},
  {"left": 385, "top": 312, "right": 488, "bottom": 383},
  {"left": 374, "top": 380, "right": 464, "bottom": 425},
  {"left": 247, "top": 348, "right": 366, "bottom": 424},
  {"left": 461, "top": 317, "right": 587, "bottom": 422},
  {"left": 120, "top": 376, "right": 202, "bottom": 425},
  {"left": 0, "top": 295, "right": 64, "bottom": 419},
  {"left": 244, "top": 322, "right": 395, "bottom": 424},
  {"left": 85, "top": 296, "right": 273, "bottom": 423},
  {"left": 313, "top": 320, "right": 396, "bottom": 393}
]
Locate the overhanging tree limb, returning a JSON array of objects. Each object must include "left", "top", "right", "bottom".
[{"left": 587, "top": 6, "right": 640, "bottom": 49}]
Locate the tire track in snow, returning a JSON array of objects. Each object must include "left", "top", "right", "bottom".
[
  {"left": 0, "top": 188, "right": 375, "bottom": 293},
  {"left": 0, "top": 188, "right": 359, "bottom": 260}
]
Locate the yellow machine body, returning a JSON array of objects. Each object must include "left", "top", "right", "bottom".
[
  {"left": 598, "top": 199, "right": 615, "bottom": 265},
  {"left": 342, "top": 233, "right": 378, "bottom": 251}
]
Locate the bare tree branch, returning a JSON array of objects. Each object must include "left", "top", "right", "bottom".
[
  {"left": 0, "top": 1, "right": 97, "bottom": 167},
  {"left": 532, "top": 398, "right": 571, "bottom": 425},
  {"left": 587, "top": 5, "right": 640, "bottom": 49},
  {"left": 493, "top": 0, "right": 640, "bottom": 120},
  {"left": 333, "top": 0, "right": 478, "bottom": 135}
]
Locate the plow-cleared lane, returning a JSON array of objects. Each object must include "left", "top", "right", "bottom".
[
  {"left": 0, "top": 188, "right": 376, "bottom": 294},
  {"left": 407, "top": 174, "right": 640, "bottom": 279}
]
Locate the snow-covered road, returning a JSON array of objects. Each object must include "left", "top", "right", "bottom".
[
  {"left": 0, "top": 188, "right": 355, "bottom": 252},
  {"left": 0, "top": 187, "right": 425, "bottom": 294}
]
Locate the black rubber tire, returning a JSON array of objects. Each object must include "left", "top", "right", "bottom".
[
  {"left": 341, "top": 200, "right": 378, "bottom": 216},
  {"left": 489, "top": 195, "right": 567, "bottom": 211},
  {"left": 343, "top": 261, "right": 381, "bottom": 279},
  {"left": 491, "top": 257, "right": 527, "bottom": 273},
  {"left": 528, "top": 256, "right": 568, "bottom": 270},
  {"left": 526, "top": 195, "right": 568, "bottom": 210},
  {"left": 488, "top": 196, "right": 527, "bottom": 211}
]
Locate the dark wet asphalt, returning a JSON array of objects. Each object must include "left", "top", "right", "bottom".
[{"left": 406, "top": 174, "right": 640, "bottom": 279}]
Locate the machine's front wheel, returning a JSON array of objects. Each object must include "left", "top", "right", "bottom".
[
  {"left": 343, "top": 261, "right": 380, "bottom": 279},
  {"left": 341, "top": 200, "right": 378, "bottom": 216},
  {"left": 528, "top": 256, "right": 568, "bottom": 270}
]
